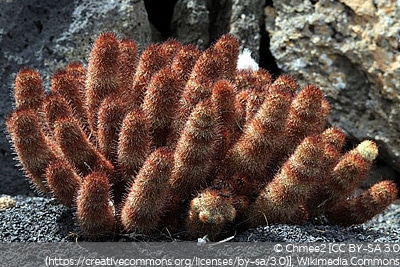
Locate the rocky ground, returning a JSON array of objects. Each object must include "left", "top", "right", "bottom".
[
  {"left": 0, "top": 0, "right": 399, "bottom": 242},
  {"left": 1, "top": 195, "right": 399, "bottom": 242}
]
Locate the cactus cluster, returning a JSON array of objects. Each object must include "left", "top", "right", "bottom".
[{"left": 6, "top": 32, "right": 397, "bottom": 240}]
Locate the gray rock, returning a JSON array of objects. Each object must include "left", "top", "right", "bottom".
[
  {"left": 265, "top": 0, "right": 400, "bottom": 172},
  {"left": 171, "top": 0, "right": 265, "bottom": 60},
  {"left": 229, "top": 0, "right": 265, "bottom": 62},
  {"left": 0, "top": 0, "right": 152, "bottom": 195},
  {"left": 171, "top": 0, "right": 210, "bottom": 50}
]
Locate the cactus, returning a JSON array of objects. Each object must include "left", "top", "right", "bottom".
[{"left": 6, "top": 32, "right": 397, "bottom": 240}]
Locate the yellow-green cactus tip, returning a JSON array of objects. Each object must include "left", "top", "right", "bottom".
[{"left": 356, "top": 140, "right": 378, "bottom": 161}]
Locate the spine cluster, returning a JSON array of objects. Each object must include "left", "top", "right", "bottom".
[{"left": 6, "top": 32, "right": 397, "bottom": 240}]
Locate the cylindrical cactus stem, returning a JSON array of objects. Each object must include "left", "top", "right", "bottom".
[
  {"left": 210, "top": 80, "right": 236, "bottom": 158},
  {"left": 64, "top": 62, "right": 88, "bottom": 128},
  {"left": 162, "top": 46, "right": 200, "bottom": 146},
  {"left": 234, "top": 68, "right": 272, "bottom": 92},
  {"left": 46, "top": 159, "right": 82, "bottom": 207},
  {"left": 186, "top": 188, "right": 237, "bottom": 240},
  {"left": 51, "top": 68, "right": 89, "bottom": 132},
  {"left": 120, "top": 148, "right": 173, "bottom": 234},
  {"left": 278, "top": 85, "right": 327, "bottom": 162},
  {"left": 6, "top": 108, "right": 57, "bottom": 194},
  {"left": 320, "top": 129, "right": 344, "bottom": 169},
  {"left": 13, "top": 67, "right": 45, "bottom": 111},
  {"left": 170, "top": 100, "right": 220, "bottom": 200},
  {"left": 170, "top": 44, "right": 201, "bottom": 83},
  {"left": 118, "top": 38, "right": 138, "bottom": 90},
  {"left": 76, "top": 171, "right": 116, "bottom": 237},
  {"left": 307, "top": 127, "right": 346, "bottom": 211},
  {"left": 159, "top": 39, "right": 182, "bottom": 60},
  {"left": 325, "top": 140, "right": 378, "bottom": 206},
  {"left": 321, "top": 126, "right": 346, "bottom": 152},
  {"left": 317, "top": 98, "right": 330, "bottom": 130},
  {"left": 168, "top": 46, "right": 227, "bottom": 146},
  {"left": 85, "top": 32, "right": 121, "bottom": 134},
  {"left": 125, "top": 39, "right": 180, "bottom": 109},
  {"left": 65, "top": 61, "right": 86, "bottom": 79},
  {"left": 224, "top": 88, "right": 293, "bottom": 181},
  {"left": 97, "top": 95, "right": 127, "bottom": 163},
  {"left": 53, "top": 116, "right": 114, "bottom": 177},
  {"left": 212, "top": 33, "right": 239, "bottom": 79},
  {"left": 184, "top": 48, "right": 223, "bottom": 100},
  {"left": 161, "top": 45, "right": 200, "bottom": 144},
  {"left": 320, "top": 127, "right": 346, "bottom": 180},
  {"left": 123, "top": 43, "right": 162, "bottom": 108},
  {"left": 249, "top": 135, "right": 328, "bottom": 226},
  {"left": 233, "top": 75, "right": 297, "bottom": 127},
  {"left": 142, "top": 66, "right": 183, "bottom": 148},
  {"left": 117, "top": 109, "right": 150, "bottom": 182},
  {"left": 327, "top": 180, "right": 398, "bottom": 225},
  {"left": 42, "top": 92, "right": 73, "bottom": 134},
  {"left": 269, "top": 74, "right": 298, "bottom": 95},
  {"left": 211, "top": 80, "right": 236, "bottom": 132},
  {"left": 234, "top": 90, "right": 266, "bottom": 131}
]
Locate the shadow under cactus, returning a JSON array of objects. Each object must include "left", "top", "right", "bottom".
[{"left": 5, "top": 32, "right": 398, "bottom": 241}]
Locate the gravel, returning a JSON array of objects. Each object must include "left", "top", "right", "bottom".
[{"left": 0, "top": 195, "right": 399, "bottom": 242}]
